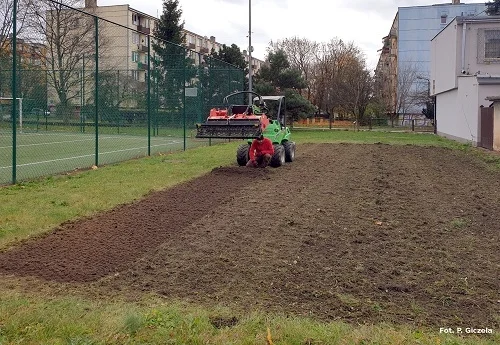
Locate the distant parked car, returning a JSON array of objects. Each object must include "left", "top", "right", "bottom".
[{"left": 30, "top": 108, "right": 51, "bottom": 117}]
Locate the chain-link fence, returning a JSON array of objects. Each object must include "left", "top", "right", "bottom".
[{"left": 1, "top": 0, "right": 245, "bottom": 185}]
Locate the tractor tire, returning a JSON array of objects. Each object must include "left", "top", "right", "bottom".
[
  {"left": 270, "top": 144, "right": 285, "bottom": 168},
  {"left": 236, "top": 143, "right": 250, "bottom": 166},
  {"left": 283, "top": 141, "right": 296, "bottom": 162}
]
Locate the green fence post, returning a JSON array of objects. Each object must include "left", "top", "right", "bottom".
[
  {"left": 229, "top": 65, "right": 232, "bottom": 93},
  {"left": 81, "top": 53, "right": 85, "bottom": 133},
  {"left": 11, "top": 0, "right": 17, "bottom": 184},
  {"left": 45, "top": 69, "right": 49, "bottom": 131},
  {"left": 208, "top": 57, "right": 211, "bottom": 112},
  {"left": 147, "top": 36, "right": 151, "bottom": 156},
  {"left": 183, "top": 47, "right": 187, "bottom": 151},
  {"left": 94, "top": 16, "right": 99, "bottom": 167}
]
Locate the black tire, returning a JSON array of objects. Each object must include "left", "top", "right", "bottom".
[
  {"left": 236, "top": 143, "right": 250, "bottom": 166},
  {"left": 283, "top": 141, "right": 296, "bottom": 162},
  {"left": 270, "top": 144, "right": 285, "bottom": 168}
]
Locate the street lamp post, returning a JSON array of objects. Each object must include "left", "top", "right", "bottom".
[
  {"left": 417, "top": 76, "right": 435, "bottom": 133},
  {"left": 248, "top": 0, "right": 252, "bottom": 105}
]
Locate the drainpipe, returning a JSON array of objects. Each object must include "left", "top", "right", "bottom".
[{"left": 461, "top": 22, "right": 467, "bottom": 74}]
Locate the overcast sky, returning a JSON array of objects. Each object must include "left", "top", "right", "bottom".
[{"left": 97, "top": 0, "right": 486, "bottom": 70}]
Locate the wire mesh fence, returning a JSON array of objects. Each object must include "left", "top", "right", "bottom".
[{"left": 1, "top": 0, "right": 245, "bottom": 185}]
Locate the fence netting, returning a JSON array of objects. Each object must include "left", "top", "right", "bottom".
[{"left": 1, "top": 0, "right": 245, "bottom": 184}]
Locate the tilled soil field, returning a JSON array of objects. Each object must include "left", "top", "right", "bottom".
[{"left": 1, "top": 143, "right": 499, "bottom": 328}]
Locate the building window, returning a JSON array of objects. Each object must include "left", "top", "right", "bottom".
[
  {"left": 132, "top": 32, "right": 139, "bottom": 44},
  {"left": 132, "top": 51, "right": 139, "bottom": 62},
  {"left": 485, "top": 30, "right": 500, "bottom": 59},
  {"left": 441, "top": 15, "right": 447, "bottom": 24},
  {"left": 144, "top": 53, "right": 148, "bottom": 63},
  {"left": 132, "top": 70, "right": 139, "bottom": 81},
  {"left": 132, "top": 13, "right": 138, "bottom": 25}
]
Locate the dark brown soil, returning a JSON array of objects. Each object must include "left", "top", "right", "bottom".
[{"left": 1, "top": 143, "right": 499, "bottom": 328}]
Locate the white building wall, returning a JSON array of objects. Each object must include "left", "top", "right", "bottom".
[
  {"left": 437, "top": 88, "right": 461, "bottom": 142},
  {"left": 95, "top": 6, "right": 131, "bottom": 72},
  {"left": 455, "top": 76, "right": 480, "bottom": 144},
  {"left": 494, "top": 103, "right": 500, "bottom": 150},
  {"left": 430, "top": 20, "right": 459, "bottom": 95},
  {"left": 437, "top": 77, "right": 500, "bottom": 145},
  {"left": 463, "top": 21, "right": 500, "bottom": 76}
]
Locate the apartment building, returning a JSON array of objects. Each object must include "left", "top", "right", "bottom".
[
  {"left": 243, "top": 50, "right": 264, "bottom": 73},
  {"left": 0, "top": 36, "right": 46, "bottom": 67},
  {"left": 82, "top": 0, "right": 156, "bottom": 83},
  {"left": 374, "top": 14, "right": 398, "bottom": 114},
  {"left": 375, "top": 0, "right": 486, "bottom": 115},
  {"left": 82, "top": 0, "right": 256, "bottom": 82},
  {"left": 0, "top": 36, "right": 46, "bottom": 99},
  {"left": 184, "top": 29, "right": 220, "bottom": 55}
]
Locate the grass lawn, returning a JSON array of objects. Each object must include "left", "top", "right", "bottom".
[{"left": 0, "top": 129, "right": 498, "bottom": 344}]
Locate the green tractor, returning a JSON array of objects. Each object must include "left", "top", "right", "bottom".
[{"left": 196, "top": 91, "right": 295, "bottom": 168}]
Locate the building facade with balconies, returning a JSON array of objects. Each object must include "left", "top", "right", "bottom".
[
  {"left": 83, "top": 0, "right": 251, "bottom": 83},
  {"left": 83, "top": 2, "right": 155, "bottom": 84},
  {"left": 243, "top": 50, "right": 264, "bottom": 74}
]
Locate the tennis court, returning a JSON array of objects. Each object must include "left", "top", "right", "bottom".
[{"left": 0, "top": 129, "right": 192, "bottom": 184}]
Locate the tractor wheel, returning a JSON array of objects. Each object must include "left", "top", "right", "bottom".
[
  {"left": 270, "top": 144, "right": 285, "bottom": 168},
  {"left": 283, "top": 141, "right": 296, "bottom": 162},
  {"left": 236, "top": 143, "right": 250, "bottom": 166}
]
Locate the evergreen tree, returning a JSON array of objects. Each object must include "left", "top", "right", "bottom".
[
  {"left": 152, "top": 0, "right": 191, "bottom": 126},
  {"left": 153, "top": 0, "right": 185, "bottom": 45},
  {"left": 208, "top": 43, "right": 248, "bottom": 100},
  {"left": 486, "top": 0, "right": 500, "bottom": 15},
  {"left": 254, "top": 49, "right": 314, "bottom": 121},
  {"left": 210, "top": 44, "right": 246, "bottom": 70},
  {"left": 256, "top": 50, "right": 307, "bottom": 91}
]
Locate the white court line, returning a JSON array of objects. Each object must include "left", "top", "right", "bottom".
[
  {"left": 0, "top": 141, "right": 183, "bottom": 170},
  {"left": 0, "top": 135, "right": 178, "bottom": 150}
]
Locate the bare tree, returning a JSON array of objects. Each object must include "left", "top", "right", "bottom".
[
  {"left": 271, "top": 37, "right": 318, "bottom": 101},
  {"left": 311, "top": 39, "right": 364, "bottom": 119},
  {"left": 336, "top": 57, "right": 373, "bottom": 127},
  {"left": 0, "top": 0, "right": 34, "bottom": 51},
  {"left": 266, "top": 36, "right": 373, "bottom": 123},
  {"left": 395, "top": 61, "right": 421, "bottom": 126},
  {"left": 28, "top": 0, "right": 109, "bottom": 120}
]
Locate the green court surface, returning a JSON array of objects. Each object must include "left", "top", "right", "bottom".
[{"left": 0, "top": 129, "right": 203, "bottom": 184}]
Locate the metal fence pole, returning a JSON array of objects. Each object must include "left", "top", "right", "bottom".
[
  {"left": 147, "top": 36, "right": 151, "bottom": 156},
  {"left": 11, "top": 0, "right": 18, "bottom": 184},
  {"left": 183, "top": 48, "right": 187, "bottom": 151},
  {"left": 81, "top": 54, "right": 85, "bottom": 133},
  {"left": 94, "top": 16, "right": 99, "bottom": 167}
]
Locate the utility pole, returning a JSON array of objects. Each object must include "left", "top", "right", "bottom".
[{"left": 248, "top": 0, "right": 253, "bottom": 105}]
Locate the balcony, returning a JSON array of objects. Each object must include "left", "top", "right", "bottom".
[
  {"left": 138, "top": 44, "right": 148, "bottom": 53},
  {"left": 137, "top": 62, "right": 147, "bottom": 70},
  {"left": 200, "top": 47, "right": 209, "bottom": 54},
  {"left": 137, "top": 25, "right": 150, "bottom": 35},
  {"left": 188, "top": 43, "right": 195, "bottom": 49}
]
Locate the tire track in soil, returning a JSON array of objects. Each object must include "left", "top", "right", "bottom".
[{"left": 1, "top": 143, "right": 499, "bottom": 327}]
